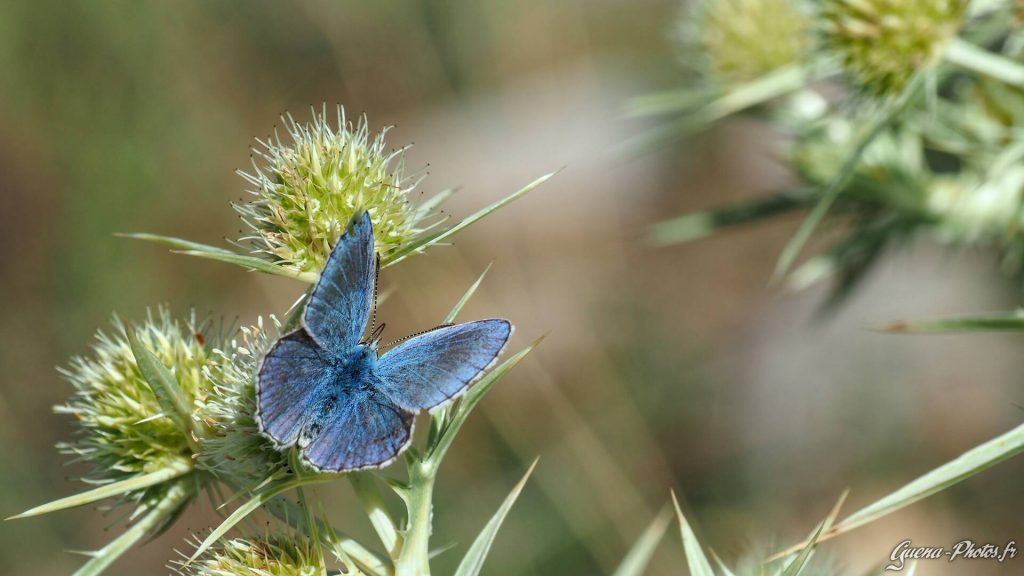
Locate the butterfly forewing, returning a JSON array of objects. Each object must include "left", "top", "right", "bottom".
[
  {"left": 303, "top": 212, "right": 375, "bottom": 356},
  {"left": 375, "top": 319, "right": 512, "bottom": 412},
  {"left": 256, "top": 329, "right": 338, "bottom": 447}
]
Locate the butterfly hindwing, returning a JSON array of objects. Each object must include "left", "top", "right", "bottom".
[
  {"left": 303, "top": 211, "right": 375, "bottom": 356},
  {"left": 301, "top": 389, "right": 415, "bottom": 471},
  {"left": 376, "top": 319, "right": 512, "bottom": 411},
  {"left": 256, "top": 329, "right": 337, "bottom": 447}
]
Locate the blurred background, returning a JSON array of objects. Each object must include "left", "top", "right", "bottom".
[{"left": 1, "top": 1, "right": 1022, "bottom": 574}]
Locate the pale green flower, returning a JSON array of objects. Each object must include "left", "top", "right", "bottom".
[{"left": 236, "top": 106, "right": 439, "bottom": 275}]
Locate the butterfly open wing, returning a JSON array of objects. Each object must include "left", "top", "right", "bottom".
[
  {"left": 376, "top": 319, "right": 512, "bottom": 412},
  {"left": 256, "top": 329, "right": 337, "bottom": 447},
  {"left": 258, "top": 212, "right": 512, "bottom": 472},
  {"left": 301, "top": 389, "right": 415, "bottom": 472},
  {"left": 303, "top": 211, "right": 375, "bottom": 356}
]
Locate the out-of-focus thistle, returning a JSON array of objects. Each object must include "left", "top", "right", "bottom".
[
  {"left": 127, "top": 105, "right": 555, "bottom": 283},
  {"left": 689, "top": 0, "right": 811, "bottom": 85},
  {"left": 821, "top": 0, "right": 967, "bottom": 96},
  {"left": 639, "top": 0, "right": 1024, "bottom": 304},
  {"left": 235, "top": 108, "right": 434, "bottom": 275}
]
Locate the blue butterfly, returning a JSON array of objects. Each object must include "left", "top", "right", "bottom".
[{"left": 256, "top": 212, "right": 512, "bottom": 472}]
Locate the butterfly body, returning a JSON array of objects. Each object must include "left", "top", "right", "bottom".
[{"left": 255, "top": 212, "right": 511, "bottom": 472}]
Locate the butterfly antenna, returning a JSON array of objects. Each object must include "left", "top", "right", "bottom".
[
  {"left": 370, "top": 322, "right": 387, "bottom": 347},
  {"left": 368, "top": 255, "right": 381, "bottom": 341},
  {"left": 380, "top": 323, "right": 454, "bottom": 350}
]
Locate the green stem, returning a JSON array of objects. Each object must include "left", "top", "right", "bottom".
[
  {"left": 73, "top": 479, "right": 194, "bottom": 576},
  {"left": 944, "top": 36, "right": 1024, "bottom": 87},
  {"left": 394, "top": 462, "right": 437, "bottom": 576}
]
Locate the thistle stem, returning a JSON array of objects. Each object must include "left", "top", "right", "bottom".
[
  {"left": 394, "top": 462, "right": 437, "bottom": 576},
  {"left": 944, "top": 36, "right": 1024, "bottom": 87}
]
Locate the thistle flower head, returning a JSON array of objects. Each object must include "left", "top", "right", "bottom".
[
  {"left": 687, "top": 0, "right": 811, "bottom": 84},
  {"left": 236, "top": 106, "right": 437, "bottom": 275},
  {"left": 55, "top": 308, "right": 221, "bottom": 483},
  {"left": 197, "top": 316, "right": 289, "bottom": 484},
  {"left": 822, "top": 0, "right": 967, "bottom": 96},
  {"left": 176, "top": 536, "right": 323, "bottom": 576}
]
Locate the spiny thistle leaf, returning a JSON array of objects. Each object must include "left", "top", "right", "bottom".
[
  {"left": 771, "top": 421, "right": 1024, "bottom": 558},
  {"left": 452, "top": 459, "right": 538, "bottom": 576},
  {"left": 620, "top": 66, "right": 806, "bottom": 155},
  {"left": 126, "top": 170, "right": 555, "bottom": 282},
  {"left": 670, "top": 491, "right": 715, "bottom": 576},
  {"left": 709, "top": 550, "right": 738, "bottom": 576},
  {"left": 126, "top": 327, "right": 202, "bottom": 452},
  {"left": 8, "top": 460, "right": 191, "bottom": 520},
  {"left": 383, "top": 171, "right": 558, "bottom": 268},
  {"left": 429, "top": 265, "right": 496, "bottom": 448},
  {"left": 445, "top": 264, "right": 492, "bottom": 324},
  {"left": 876, "top": 310, "right": 1024, "bottom": 333},
  {"left": 117, "top": 233, "right": 317, "bottom": 283},
  {"left": 611, "top": 505, "right": 673, "bottom": 576},
  {"left": 74, "top": 480, "right": 194, "bottom": 576},
  {"left": 778, "top": 490, "right": 847, "bottom": 576}
]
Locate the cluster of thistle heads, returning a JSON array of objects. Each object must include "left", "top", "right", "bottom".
[
  {"left": 652, "top": 0, "right": 1024, "bottom": 304},
  {"left": 21, "top": 107, "right": 549, "bottom": 575}
]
